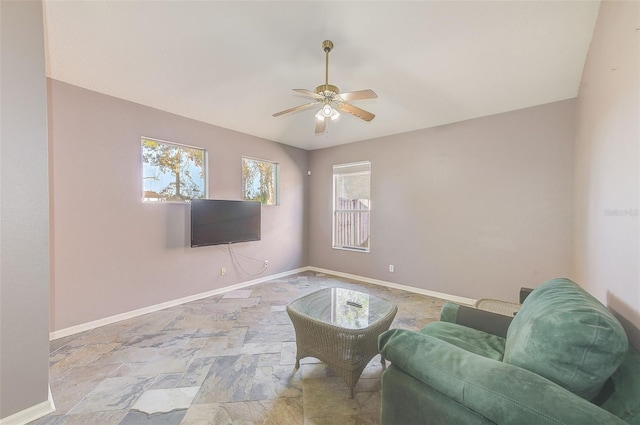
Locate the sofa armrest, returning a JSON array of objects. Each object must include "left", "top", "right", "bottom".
[
  {"left": 379, "top": 329, "right": 627, "bottom": 425},
  {"left": 440, "top": 302, "right": 513, "bottom": 338}
]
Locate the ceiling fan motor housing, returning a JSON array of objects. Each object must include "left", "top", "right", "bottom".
[{"left": 315, "top": 84, "right": 339, "bottom": 95}]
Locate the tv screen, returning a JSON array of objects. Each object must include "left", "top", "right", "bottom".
[{"left": 191, "top": 199, "right": 261, "bottom": 247}]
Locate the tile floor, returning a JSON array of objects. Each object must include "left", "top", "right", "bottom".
[{"left": 32, "top": 272, "right": 446, "bottom": 425}]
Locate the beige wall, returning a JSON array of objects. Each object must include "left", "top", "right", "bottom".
[
  {"left": 573, "top": 0, "right": 640, "bottom": 348},
  {"left": 48, "top": 80, "right": 309, "bottom": 331},
  {"left": 308, "top": 100, "right": 575, "bottom": 302},
  {"left": 0, "top": 0, "right": 51, "bottom": 419}
]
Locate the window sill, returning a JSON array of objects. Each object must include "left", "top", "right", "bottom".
[{"left": 332, "top": 246, "right": 370, "bottom": 253}]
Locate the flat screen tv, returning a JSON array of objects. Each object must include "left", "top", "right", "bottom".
[{"left": 191, "top": 199, "right": 261, "bottom": 247}]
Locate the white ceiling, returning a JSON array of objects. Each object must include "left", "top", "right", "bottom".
[{"left": 43, "top": 1, "right": 601, "bottom": 151}]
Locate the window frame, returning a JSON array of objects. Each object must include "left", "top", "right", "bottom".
[
  {"left": 332, "top": 161, "right": 372, "bottom": 253},
  {"left": 242, "top": 156, "right": 280, "bottom": 206},
  {"left": 141, "top": 137, "right": 208, "bottom": 203}
]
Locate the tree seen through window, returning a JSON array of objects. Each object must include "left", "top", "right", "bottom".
[
  {"left": 142, "top": 138, "right": 206, "bottom": 202},
  {"left": 242, "top": 157, "right": 279, "bottom": 205}
]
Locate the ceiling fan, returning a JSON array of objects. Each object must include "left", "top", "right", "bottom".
[{"left": 273, "top": 40, "right": 377, "bottom": 134}]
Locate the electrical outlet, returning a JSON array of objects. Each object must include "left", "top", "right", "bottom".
[
  {"left": 389, "top": 265, "right": 395, "bottom": 273},
  {"left": 220, "top": 268, "right": 226, "bottom": 276}
]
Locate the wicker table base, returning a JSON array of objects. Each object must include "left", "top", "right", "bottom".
[{"left": 287, "top": 287, "right": 398, "bottom": 398}]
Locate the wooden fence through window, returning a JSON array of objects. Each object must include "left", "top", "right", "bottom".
[{"left": 335, "top": 198, "right": 370, "bottom": 250}]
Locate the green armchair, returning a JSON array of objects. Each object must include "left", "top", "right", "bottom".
[{"left": 378, "top": 278, "right": 640, "bottom": 425}]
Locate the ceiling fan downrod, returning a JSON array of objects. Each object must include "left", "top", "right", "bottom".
[{"left": 322, "top": 40, "right": 333, "bottom": 95}]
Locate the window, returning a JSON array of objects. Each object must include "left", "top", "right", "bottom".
[
  {"left": 141, "top": 137, "right": 206, "bottom": 202},
  {"left": 333, "top": 161, "right": 371, "bottom": 252},
  {"left": 242, "top": 157, "right": 279, "bottom": 205}
]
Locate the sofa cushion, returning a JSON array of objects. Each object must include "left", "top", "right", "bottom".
[
  {"left": 421, "top": 321, "right": 505, "bottom": 361},
  {"left": 600, "top": 348, "right": 640, "bottom": 424},
  {"left": 503, "top": 278, "right": 628, "bottom": 401}
]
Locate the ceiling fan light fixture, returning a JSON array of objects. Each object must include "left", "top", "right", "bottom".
[
  {"left": 316, "top": 106, "right": 339, "bottom": 123},
  {"left": 321, "top": 104, "right": 333, "bottom": 117}
]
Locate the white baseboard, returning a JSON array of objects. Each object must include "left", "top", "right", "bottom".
[
  {"left": 0, "top": 386, "right": 55, "bottom": 425},
  {"left": 50, "top": 266, "right": 474, "bottom": 340},
  {"left": 50, "top": 267, "right": 308, "bottom": 340},
  {"left": 306, "top": 266, "right": 476, "bottom": 306}
]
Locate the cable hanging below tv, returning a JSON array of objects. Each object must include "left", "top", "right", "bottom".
[{"left": 190, "top": 199, "right": 261, "bottom": 247}]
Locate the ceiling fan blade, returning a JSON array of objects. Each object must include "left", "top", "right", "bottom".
[
  {"left": 336, "top": 102, "right": 375, "bottom": 122},
  {"left": 292, "top": 89, "right": 324, "bottom": 100},
  {"left": 272, "top": 102, "right": 318, "bottom": 117},
  {"left": 338, "top": 89, "right": 378, "bottom": 102},
  {"left": 315, "top": 117, "right": 327, "bottom": 134}
]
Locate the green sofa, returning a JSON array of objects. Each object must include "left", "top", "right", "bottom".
[{"left": 378, "top": 278, "right": 640, "bottom": 425}]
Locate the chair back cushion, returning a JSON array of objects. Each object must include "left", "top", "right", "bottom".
[{"left": 503, "top": 278, "right": 628, "bottom": 401}]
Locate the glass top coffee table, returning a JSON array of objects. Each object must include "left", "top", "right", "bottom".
[{"left": 287, "top": 287, "right": 398, "bottom": 398}]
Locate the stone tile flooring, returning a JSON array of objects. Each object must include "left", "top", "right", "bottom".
[{"left": 32, "top": 272, "right": 446, "bottom": 425}]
